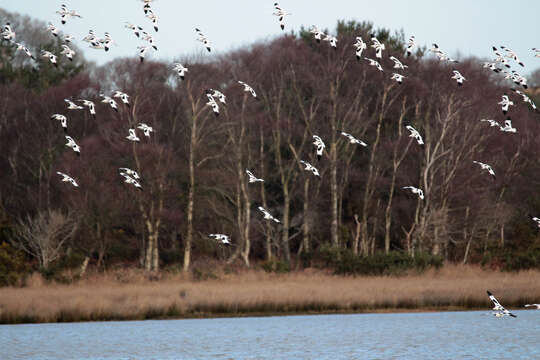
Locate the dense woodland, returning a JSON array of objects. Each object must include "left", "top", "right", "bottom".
[{"left": 1, "top": 9, "right": 540, "bottom": 283}]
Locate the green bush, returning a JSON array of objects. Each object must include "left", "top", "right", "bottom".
[
  {"left": 0, "top": 242, "right": 29, "bottom": 286},
  {"left": 260, "top": 259, "right": 290, "bottom": 273}
]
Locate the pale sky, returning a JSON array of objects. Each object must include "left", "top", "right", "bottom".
[{"left": 1, "top": 0, "right": 539, "bottom": 73}]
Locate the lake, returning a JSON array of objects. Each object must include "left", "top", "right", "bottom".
[{"left": 2, "top": 311, "right": 539, "bottom": 359}]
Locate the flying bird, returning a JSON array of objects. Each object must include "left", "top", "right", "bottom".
[
  {"left": 498, "top": 94, "right": 514, "bottom": 115},
  {"left": 47, "top": 22, "right": 59, "bottom": 37},
  {"left": 126, "top": 129, "right": 140, "bottom": 142},
  {"left": 65, "top": 99, "right": 83, "bottom": 110},
  {"left": 533, "top": 48, "right": 540, "bottom": 58},
  {"left": 14, "top": 43, "right": 34, "bottom": 59},
  {"left": 209, "top": 234, "right": 231, "bottom": 245},
  {"left": 63, "top": 34, "right": 74, "bottom": 43},
  {"left": 487, "top": 290, "right": 517, "bottom": 318},
  {"left": 51, "top": 114, "right": 68, "bottom": 132},
  {"left": 391, "top": 73, "right": 405, "bottom": 84},
  {"left": 273, "top": 3, "right": 291, "bottom": 31},
  {"left": 56, "top": 4, "right": 82, "bottom": 25},
  {"left": 56, "top": 171, "right": 78, "bottom": 187},
  {"left": 258, "top": 206, "right": 280, "bottom": 223},
  {"left": 524, "top": 304, "right": 540, "bottom": 309},
  {"left": 205, "top": 91, "right": 220, "bottom": 116},
  {"left": 246, "top": 169, "right": 264, "bottom": 183},
  {"left": 137, "top": 123, "right": 154, "bottom": 137},
  {"left": 310, "top": 26, "right": 325, "bottom": 43},
  {"left": 145, "top": 8, "right": 159, "bottom": 32},
  {"left": 312, "top": 135, "right": 325, "bottom": 160},
  {"left": 195, "top": 28, "right": 211, "bottom": 52},
  {"left": 82, "top": 30, "right": 97, "bottom": 43},
  {"left": 323, "top": 34, "right": 338, "bottom": 49},
  {"left": 370, "top": 34, "right": 385, "bottom": 58},
  {"left": 208, "top": 89, "right": 226, "bottom": 104},
  {"left": 300, "top": 160, "right": 320, "bottom": 177},
  {"left": 480, "top": 119, "right": 501, "bottom": 129},
  {"left": 512, "top": 89, "right": 537, "bottom": 110},
  {"left": 500, "top": 118, "right": 516, "bottom": 133},
  {"left": 405, "top": 125, "right": 424, "bottom": 145},
  {"left": 403, "top": 186, "right": 424, "bottom": 200},
  {"left": 482, "top": 62, "right": 501, "bottom": 73},
  {"left": 340, "top": 132, "right": 367, "bottom": 146},
  {"left": 451, "top": 70, "right": 466, "bottom": 86},
  {"left": 406, "top": 35, "right": 416, "bottom": 56},
  {"left": 353, "top": 36, "right": 367, "bottom": 60},
  {"left": 141, "top": 31, "right": 158, "bottom": 50},
  {"left": 113, "top": 90, "right": 130, "bottom": 107},
  {"left": 120, "top": 173, "right": 143, "bottom": 190},
  {"left": 390, "top": 56, "right": 408, "bottom": 70},
  {"left": 125, "top": 22, "right": 143, "bottom": 38},
  {"left": 473, "top": 161, "right": 496, "bottom": 179},
  {"left": 173, "top": 63, "right": 188, "bottom": 80},
  {"left": 99, "top": 32, "right": 115, "bottom": 52},
  {"left": 119, "top": 167, "right": 140, "bottom": 180},
  {"left": 2, "top": 23, "right": 15, "bottom": 42},
  {"left": 60, "top": 45, "right": 75, "bottom": 61},
  {"left": 364, "top": 57, "right": 383, "bottom": 71},
  {"left": 137, "top": 45, "right": 153, "bottom": 62},
  {"left": 100, "top": 94, "right": 119, "bottom": 112},
  {"left": 500, "top": 46, "right": 524, "bottom": 67},
  {"left": 65, "top": 135, "right": 80, "bottom": 155},
  {"left": 40, "top": 50, "right": 58, "bottom": 67},
  {"left": 79, "top": 99, "right": 96, "bottom": 118},
  {"left": 238, "top": 81, "right": 257, "bottom": 98}
]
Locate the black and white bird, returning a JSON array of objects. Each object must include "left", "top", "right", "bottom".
[
  {"left": 137, "top": 45, "right": 153, "bottom": 62},
  {"left": 323, "top": 34, "right": 338, "bottom": 49},
  {"left": 258, "top": 206, "right": 280, "bottom": 223},
  {"left": 145, "top": 8, "right": 159, "bottom": 32},
  {"left": 524, "top": 304, "right": 540, "bottom": 309},
  {"left": 530, "top": 216, "right": 540, "bottom": 229},
  {"left": 89, "top": 39, "right": 105, "bottom": 50},
  {"left": 2, "top": 23, "right": 15, "bottom": 42},
  {"left": 82, "top": 30, "right": 97, "bottom": 43},
  {"left": 500, "top": 46, "right": 524, "bottom": 67},
  {"left": 51, "top": 114, "right": 68, "bottom": 132},
  {"left": 137, "top": 123, "right": 153, "bottom": 137},
  {"left": 312, "top": 135, "right": 325, "bottom": 160},
  {"left": 65, "top": 135, "right": 80, "bottom": 155},
  {"left": 56, "top": 4, "right": 82, "bottom": 25},
  {"left": 492, "top": 47, "right": 511, "bottom": 68},
  {"left": 141, "top": 31, "right": 158, "bottom": 50},
  {"left": 406, "top": 35, "right": 416, "bottom": 57},
  {"left": 40, "top": 50, "right": 58, "bottom": 67},
  {"left": 429, "top": 43, "right": 442, "bottom": 56},
  {"left": 63, "top": 34, "right": 74, "bottom": 43},
  {"left": 119, "top": 167, "right": 140, "bottom": 180},
  {"left": 391, "top": 73, "right": 405, "bottom": 84},
  {"left": 482, "top": 62, "right": 501, "bottom": 73},
  {"left": 126, "top": 129, "right": 140, "bottom": 142},
  {"left": 310, "top": 26, "right": 325, "bottom": 43},
  {"left": 473, "top": 161, "right": 496, "bottom": 179},
  {"left": 370, "top": 34, "right": 385, "bottom": 58},
  {"left": 208, "top": 89, "right": 226, "bottom": 104},
  {"left": 364, "top": 57, "right": 383, "bottom": 71},
  {"left": 56, "top": 171, "right": 78, "bottom": 187},
  {"left": 300, "top": 160, "right": 320, "bottom": 177},
  {"left": 124, "top": 22, "right": 143, "bottom": 38},
  {"left": 403, "top": 186, "right": 424, "bottom": 200},
  {"left": 209, "top": 234, "right": 231, "bottom": 245},
  {"left": 273, "top": 3, "right": 291, "bottom": 31},
  {"left": 500, "top": 118, "right": 516, "bottom": 133},
  {"left": 100, "top": 94, "right": 119, "bottom": 112},
  {"left": 246, "top": 169, "right": 264, "bottom": 183},
  {"left": 195, "top": 28, "right": 211, "bottom": 52},
  {"left": 480, "top": 119, "right": 501, "bottom": 129},
  {"left": 405, "top": 125, "right": 424, "bottom": 145},
  {"left": 60, "top": 44, "right": 75, "bottom": 61},
  {"left": 173, "top": 63, "right": 188, "bottom": 80},
  {"left": 99, "top": 32, "right": 115, "bottom": 52},
  {"left": 451, "top": 70, "right": 466, "bottom": 86},
  {"left": 14, "top": 43, "right": 35, "bottom": 59},
  {"left": 512, "top": 89, "right": 537, "bottom": 110},
  {"left": 389, "top": 56, "right": 408, "bottom": 70},
  {"left": 487, "top": 290, "right": 517, "bottom": 318},
  {"left": 65, "top": 99, "right": 83, "bottom": 110},
  {"left": 113, "top": 90, "right": 130, "bottom": 107},
  {"left": 533, "top": 48, "right": 540, "bottom": 58},
  {"left": 205, "top": 91, "right": 220, "bottom": 116},
  {"left": 353, "top": 36, "right": 367, "bottom": 60},
  {"left": 498, "top": 94, "right": 514, "bottom": 115},
  {"left": 47, "top": 22, "right": 59, "bottom": 37},
  {"left": 78, "top": 99, "right": 96, "bottom": 118},
  {"left": 238, "top": 81, "right": 257, "bottom": 98},
  {"left": 120, "top": 173, "right": 143, "bottom": 190},
  {"left": 340, "top": 131, "right": 367, "bottom": 146}
]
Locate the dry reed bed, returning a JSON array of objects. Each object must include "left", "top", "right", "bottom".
[{"left": 1, "top": 265, "right": 540, "bottom": 324}]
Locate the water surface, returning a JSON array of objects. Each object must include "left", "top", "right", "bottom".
[{"left": 2, "top": 311, "right": 539, "bottom": 359}]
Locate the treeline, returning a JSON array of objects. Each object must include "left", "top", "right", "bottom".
[{"left": 1, "top": 14, "right": 540, "bottom": 282}]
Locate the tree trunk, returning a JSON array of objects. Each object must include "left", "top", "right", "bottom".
[
  {"left": 302, "top": 178, "right": 310, "bottom": 252},
  {"left": 183, "top": 111, "right": 196, "bottom": 272}
]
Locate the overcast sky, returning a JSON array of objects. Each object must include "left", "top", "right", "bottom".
[{"left": 1, "top": 0, "right": 539, "bottom": 73}]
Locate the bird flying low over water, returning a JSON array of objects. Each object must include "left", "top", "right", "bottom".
[
  {"left": 195, "top": 28, "right": 211, "bottom": 52},
  {"left": 406, "top": 35, "right": 416, "bottom": 57},
  {"left": 209, "top": 234, "right": 231, "bottom": 245},
  {"left": 238, "top": 81, "right": 257, "bottom": 98},
  {"left": 405, "top": 125, "right": 424, "bottom": 145},
  {"left": 391, "top": 73, "right": 405, "bottom": 84},
  {"left": 300, "top": 160, "right": 320, "bottom": 177},
  {"left": 473, "top": 161, "right": 496, "bottom": 179},
  {"left": 403, "top": 186, "right": 424, "bottom": 200},
  {"left": 451, "top": 70, "right": 466, "bottom": 86},
  {"left": 246, "top": 169, "right": 264, "bottom": 183},
  {"left": 100, "top": 94, "right": 119, "bottom": 112},
  {"left": 173, "top": 63, "right": 188, "bottom": 80},
  {"left": 113, "top": 91, "right": 130, "bottom": 107},
  {"left": 137, "top": 123, "right": 154, "bottom": 137},
  {"left": 51, "top": 114, "right": 67, "bottom": 132},
  {"left": 56, "top": 171, "right": 78, "bottom": 187},
  {"left": 40, "top": 50, "right": 58, "bottom": 67},
  {"left": 487, "top": 290, "right": 517, "bottom": 318},
  {"left": 364, "top": 57, "right": 383, "bottom": 71},
  {"left": 353, "top": 36, "right": 367, "bottom": 60},
  {"left": 340, "top": 132, "right": 367, "bottom": 146},
  {"left": 498, "top": 94, "right": 514, "bottom": 115},
  {"left": 78, "top": 99, "right": 96, "bottom": 118},
  {"left": 312, "top": 135, "right": 325, "bottom": 160},
  {"left": 512, "top": 89, "right": 537, "bottom": 110},
  {"left": 273, "top": 3, "right": 291, "bottom": 31},
  {"left": 65, "top": 135, "right": 80, "bottom": 155},
  {"left": 126, "top": 129, "right": 140, "bottom": 142},
  {"left": 258, "top": 206, "right": 280, "bottom": 223}
]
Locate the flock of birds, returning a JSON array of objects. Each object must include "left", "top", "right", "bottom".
[{"left": 2, "top": 2, "right": 540, "bottom": 316}]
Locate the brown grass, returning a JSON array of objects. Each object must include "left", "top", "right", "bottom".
[{"left": 2, "top": 264, "right": 540, "bottom": 324}]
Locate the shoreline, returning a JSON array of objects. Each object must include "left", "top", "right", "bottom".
[{"left": 1, "top": 265, "right": 538, "bottom": 325}]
